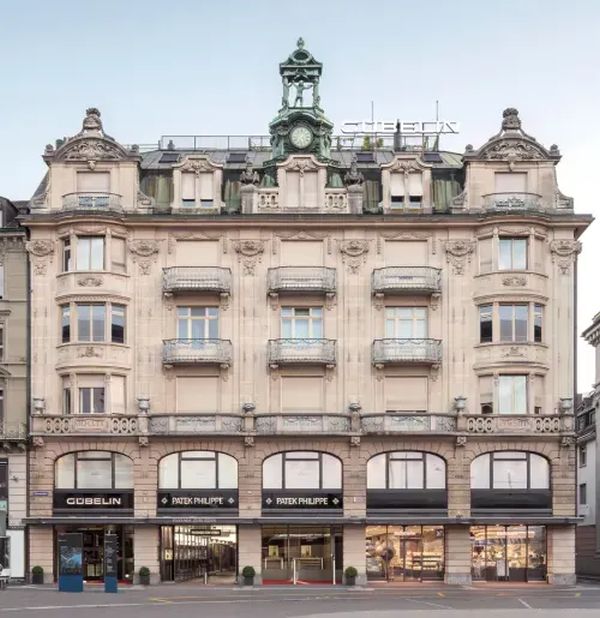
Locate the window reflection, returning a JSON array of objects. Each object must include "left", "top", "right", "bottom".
[
  {"left": 262, "top": 451, "right": 341, "bottom": 489},
  {"left": 367, "top": 452, "right": 446, "bottom": 489},
  {"left": 470, "top": 452, "right": 550, "bottom": 489},
  {"left": 159, "top": 451, "right": 238, "bottom": 489}
]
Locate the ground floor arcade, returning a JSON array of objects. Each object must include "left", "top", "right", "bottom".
[{"left": 26, "top": 521, "right": 576, "bottom": 586}]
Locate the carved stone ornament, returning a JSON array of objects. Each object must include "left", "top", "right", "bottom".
[
  {"left": 444, "top": 240, "right": 475, "bottom": 275},
  {"left": 179, "top": 156, "right": 217, "bottom": 175},
  {"left": 128, "top": 239, "right": 159, "bottom": 275},
  {"left": 339, "top": 239, "right": 369, "bottom": 273},
  {"left": 233, "top": 239, "right": 265, "bottom": 275},
  {"left": 77, "top": 276, "right": 103, "bottom": 287},
  {"left": 344, "top": 157, "right": 364, "bottom": 186},
  {"left": 456, "top": 436, "right": 467, "bottom": 448},
  {"left": 550, "top": 239, "right": 581, "bottom": 274},
  {"left": 240, "top": 162, "right": 260, "bottom": 186},
  {"left": 503, "top": 346, "right": 526, "bottom": 358},
  {"left": 502, "top": 275, "right": 527, "bottom": 287},
  {"left": 285, "top": 157, "right": 320, "bottom": 175},
  {"left": 244, "top": 436, "right": 255, "bottom": 447},
  {"left": 25, "top": 239, "right": 54, "bottom": 257},
  {"left": 79, "top": 346, "right": 101, "bottom": 358}
]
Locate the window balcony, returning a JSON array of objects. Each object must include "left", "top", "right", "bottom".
[
  {"left": 372, "top": 338, "right": 441, "bottom": 366},
  {"left": 162, "top": 338, "right": 232, "bottom": 367},
  {"left": 62, "top": 192, "right": 123, "bottom": 212},
  {"left": 31, "top": 414, "right": 139, "bottom": 437},
  {"left": 268, "top": 338, "right": 336, "bottom": 367},
  {"left": 163, "top": 267, "right": 232, "bottom": 295},
  {"left": 482, "top": 192, "right": 543, "bottom": 212},
  {"left": 461, "top": 413, "right": 571, "bottom": 435},
  {"left": 361, "top": 412, "right": 456, "bottom": 434},
  {"left": 0, "top": 421, "right": 27, "bottom": 443},
  {"left": 372, "top": 267, "right": 441, "bottom": 296},
  {"left": 267, "top": 267, "right": 336, "bottom": 295}
]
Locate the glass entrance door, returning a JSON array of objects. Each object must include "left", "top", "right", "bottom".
[{"left": 366, "top": 525, "right": 444, "bottom": 582}]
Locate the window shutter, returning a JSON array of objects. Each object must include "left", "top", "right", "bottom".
[
  {"left": 384, "top": 376, "right": 428, "bottom": 411},
  {"left": 280, "top": 241, "right": 324, "bottom": 266},
  {"left": 408, "top": 173, "right": 423, "bottom": 196},
  {"left": 181, "top": 173, "right": 195, "bottom": 200},
  {"left": 175, "top": 240, "right": 220, "bottom": 266},
  {"left": 77, "top": 172, "right": 110, "bottom": 192},
  {"left": 384, "top": 241, "right": 428, "bottom": 265},
  {"left": 390, "top": 173, "right": 405, "bottom": 196},
  {"left": 281, "top": 376, "right": 323, "bottom": 411},
  {"left": 176, "top": 376, "right": 219, "bottom": 412},
  {"left": 198, "top": 173, "right": 213, "bottom": 200},
  {"left": 111, "top": 376, "right": 126, "bottom": 415},
  {"left": 534, "top": 237, "right": 545, "bottom": 273},
  {"left": 303, "top": 172, "right": 319, "bottom": 208},
  {"left": 494, "top": 172, "right": 527, "bottom": 193}
]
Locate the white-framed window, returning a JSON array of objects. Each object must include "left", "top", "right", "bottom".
[
  {"left": 63, "top": 374, "right": 125, "bottom": 415},
  {"left": 181, "top": 172, "right": 214, "bottom": 208},
  {"left": 499, "top": 304, "right": 528, "bottom": 342},
  {"left": 62, "top": 236, "right": 126, "bottom": 273},
  {"left": 76, "top": 236, "right": 104, "bottom": 271},
  {"left": 61, "top": 302, "right": 126, "bottom": 344},
  {"left": 470, "top": 451, "right": 549, "bottom": 490},
  {"left": 79, "top": 385, "right": 105, "bottom": 414},
  {"left": 498, "top": 237, "right": 527, "bottom": 270},
  {"left": 478, "top": 302, "right": 544, "bottom": 344},
  {"left": 159, "top": 451, "right": 237, "bottom": 489},
  {"left": 177, "top": 306, "right": 219, "bottom": 339},
  {"left": 385, "top": 307, "right": 427, "bottom": 338},
  {"left": 498, "top": 375, "right": 527, "bottom": 415},
  {"left": 263, "top": 451, "right": 342, "bottom": 490},
  {"left": 580, "top": 483, "right": 587, "bottom": 505},
  {"left": 367, "top": 452, "right": 446, "bottom": 489},
  {"left": 281, "top": 307, "right": 323, "bottom": 338}
]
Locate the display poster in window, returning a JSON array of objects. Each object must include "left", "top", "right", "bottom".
[
  {"left": 103, "top": 534, "right": 118, "bottom": 593},
  {"left": 58, "top": 533, "right": 83, "bottom": 592}
]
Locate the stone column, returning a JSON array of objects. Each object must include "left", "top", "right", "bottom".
[
  {"left": 240, "top": 185, "right": 256, "bottom": 214},
  {"left": 547, "top": 525, "right": 576, "bottom": 585},
  {"left": 29, "top": 526, "right": 54, "bottom": 583},
  {"left": 444, "top": 525, "right": 471, "bottom": 585},
  {"left": 238, "top": 525, "right": 262, "bottom": 584},
  {"left": 347, "top": 185, "right": 363, "bottom": 214},
  {"left": 134, "top": 525, "right": 160, "bottom": 584},
  {"left": 343, "top": 524, "right": 366, "bottom": 585}
]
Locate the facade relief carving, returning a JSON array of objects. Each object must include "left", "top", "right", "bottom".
[
  {"left": 77, "top": 276, "right": 103, "bottom": 287},
  {"left": 444, "top": 239, "right": 475, "bottom": 275},
  {"left": 550, "top": 239, "right": 581, "bottom": 274},
  {"left": 128, "top": 239, "right": 160, "bottom": 275},
  {"left": 339, "top": 239, "right": 369, "bottom": 273},
  {"left": 233, "top": 239, "right": 265, "bottom": 275},
  {"left": 502, "top": 275, "right": 527, "bottom": 287},
  {"left": 26, "top": 239, "right": 54, "bottom": 275}
]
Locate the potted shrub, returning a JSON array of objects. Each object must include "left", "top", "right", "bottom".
[
  {"left": 138, "top": 566, "right": 150, "bottom": 586},
  {"left": 344, "top": 566, "right": 357, "bottom": 586},
  {"left": 241, "top": 565, "right": 255, "bottom": 586},
  {"left": 31, "top": 566, "right": 44, "bottom": 585}
]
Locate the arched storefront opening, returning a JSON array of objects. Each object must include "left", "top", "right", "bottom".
[{"left": 157, "top": 451, "right": 239, "bottom": 584}]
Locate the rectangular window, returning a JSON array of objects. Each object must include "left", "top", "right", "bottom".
[
  {"left": 479, "top": 375, "right": 493, "bottom": 415},
  {"left": 62, "top": 238, "right": 72, "bottom": 272},
  {"left": 493, "top": 455, "right": 528, "bottom": 489},
  {"left": 479, "top": 305, "right": 493, "bottom": 343},
  {"left": 385, "top": 307, "right": 427, "bottom": 338},
  {"left": 579, "top": 445, "right": 587, "bottom": 467},
  {"left": 76, "top": 236, "right": 104, "bottom": 270},
  {"left": 499, "top": 304, "right": 528, "bottom": 342},
  {"left": 534, "top": 304, "right": 543, "bottom": 343},
  {"left": 76, "top": 171, "right": 110, "bottom": 193},
  {"left": 281, "top": 307, "right": 323, "bottom": 338},
  {"left": 62, "top": 378, "right": 72, "bottom": 415},
  {"left": 111, "top": 237, "right": 127, "bottom": 273},
  {"left": 61, "top": 305, "right": 70, "bottom": 343},
  {"left": 494, "top": 172, "right": 527, "bottom": 193},
  {"left": 579, "top": 483, "right": 587, "bottom": 506},
  {"left": 111, "top": 304, "right": 125, "bottom": 343},
  {"left": 79, "top": 386, "right": 105, "bottom": 414},
  {"left": 0, "top": 325, "right": 4, "bottom": 361},
  {"left": 77, "top": 304, "right": 106, "bottom": 342},
  {"left": 111, "top": 375, "right": 126, "bottom": 415},
  {"left": 498, "top": 237, "right": 527, "bottom": 270},
  {"left": 498, "top": 375, "right": 527, "bottom": 415},
  {"left": 177, "top": 306, "right": 219, "bottom": 339}
]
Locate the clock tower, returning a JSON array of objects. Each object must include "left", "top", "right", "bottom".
[{"left": 268, "top": 38, "right": 334, "bottom": 161}]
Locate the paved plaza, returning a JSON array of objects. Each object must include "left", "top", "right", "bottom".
[{"left": 2, "top": 583, "right": 600, "bottom": 617}]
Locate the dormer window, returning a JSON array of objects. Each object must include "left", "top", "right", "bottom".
[
  {"left": 76, "top": 172, "right": 110, "bottom": 208},
  {"left": 494, "top": 172, "right": 527, "bottom": 194},
  {"left": 181, "top": 172, "right": 214, "bottom": 209},
  {"left": 390, "top": 172, "right": 423, "bottom": 208}
]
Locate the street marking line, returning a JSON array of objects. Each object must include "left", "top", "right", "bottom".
[
  {"left": 518, "top": 597, "right": 533, "bottom": 608},
  {"left": 406, "top": 598, "right": 453, "bottom": 610}
]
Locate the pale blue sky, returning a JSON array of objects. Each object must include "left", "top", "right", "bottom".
[{"left": 1, "top": 0, "right": 599, "bottom": 389}]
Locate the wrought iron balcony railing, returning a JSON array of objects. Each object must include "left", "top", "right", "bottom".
[
  {"left": 372, "top": 267, "right": 441, "bottom": 295},
  {"left": 163, "top": 267, "right": 232, "bottom": 295},
  {"left": 62, "top": 192, "right": 123, "bottom": 212},
  {"left": 372, "top": 338, "right": 442, "bottom": 366},
  {"left": 482, "top": 192, "right": 543, "bottom": 212},
  {"left": 268, "top": 338, "right": 336, "bottom": 366},
  {"left": 268, "top": 267, "right": 336, "bottom": 294},
  {"left": 162, "top": 339, "right": 232, "bottom": 366},
  {"left": 0, "top": 422, "right": 27, "bottom": 441}
]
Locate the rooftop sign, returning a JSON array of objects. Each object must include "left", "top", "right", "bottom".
[{"left": 340, "top": 120, "right": 460, "bottom": 135}]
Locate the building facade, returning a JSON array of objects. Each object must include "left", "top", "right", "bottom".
[
  {"left": 577, "top": 314, "right": 600, "bottom": 576},
  {"left": 0, "top": 196, "right": 28, "bottom": 581},
  {"left": 23, "top": 41, "right": 591, "bottom": 585}
]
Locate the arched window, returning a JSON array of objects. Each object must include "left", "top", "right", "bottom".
[
  {"left": 55, "top": 451, "right": 133, "bottom": 489},
  {"left": 159, "top": 451, "right": 237, "bottom": 489},
  {"left": 263, "top": 451, "right": 341, "bottom": 489},
  {"left": 470, "top": 451, "right": 550, "bottom": 489},
  {"left": 367, "top": 452, "right": 446, "bottom": 489}
]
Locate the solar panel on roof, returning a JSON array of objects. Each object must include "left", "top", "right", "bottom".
[
  {"left": 356, "top": 152, "right": 375, "bottom": 163},
  {"left": 423, "top": 152, "right": 443, "bottom": 163},
  {"left": 227, "top": 152, "right": 247, "bottom": 163},
  {"left": 159, "top": 153, "right": 180, "bottom": 164}
]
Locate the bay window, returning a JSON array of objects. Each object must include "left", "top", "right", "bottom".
[
  {"left": 60, "top": 302, "right": 126, "bottom": 343},
  {"left": 498, "top": 375, "right": 527, "bottom": 415},
  {"left": 498, "top": 237, "right": 527, "bottom": 270}
]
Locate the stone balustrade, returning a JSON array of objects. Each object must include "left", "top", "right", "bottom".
[{"left": 62, "top": 192, "right": 123, "bottom": 212}]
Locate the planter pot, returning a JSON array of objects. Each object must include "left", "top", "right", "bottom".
[
  {"left": 345, "top": 576, "right": 356, "bottom": 586},
  {"left": 31, "top": 573, "right": 44, "bottom": 585},
  {"left": 139, "top": 575, "right": 150, "bottom": 586},
  {"left": 243, "top": 576, "right": 254, "bottom": 586}
]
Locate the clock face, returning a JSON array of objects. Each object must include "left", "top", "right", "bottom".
[{"left": 290, "top": 125, "right": 313, "bottom": 149}]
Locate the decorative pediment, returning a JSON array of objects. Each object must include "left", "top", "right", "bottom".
[
  {"left": 45, "top": 108, "right": 139, "bottom": 164},
  {"left": 277, "top": 154, "right": 326, "bottom": 174},
  {"left": 465, "top": 108, "right": 560, "bottom": 163},
  {"left": 175, "top": 155, "right": 222, "bottom": 174},
  {"left": 382, "top": 155, "right": 431, "bottom": 174}
]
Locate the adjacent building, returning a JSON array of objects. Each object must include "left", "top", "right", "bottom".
[
  {"left": 577, "top": 314, "right": 600, "bottom": 577},
  {"left": 0, "top": 196, "right": 28, "bottom": 581},
  {"left": 23, "top": 40, "right": 591, "bottom": 585}
]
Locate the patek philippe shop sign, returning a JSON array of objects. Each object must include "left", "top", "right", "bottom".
[
  {"left": 340, "top": 120, "right": 460, "bottom": 135},
  {"left": 157, "top": 490, "right": 238, "bottom": 511},
  {"left": 54, "top": 490, "right": 134, "bottom": 512},
  {"left": 262, "top": 491, "right": 343, "bottom": 510}
]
